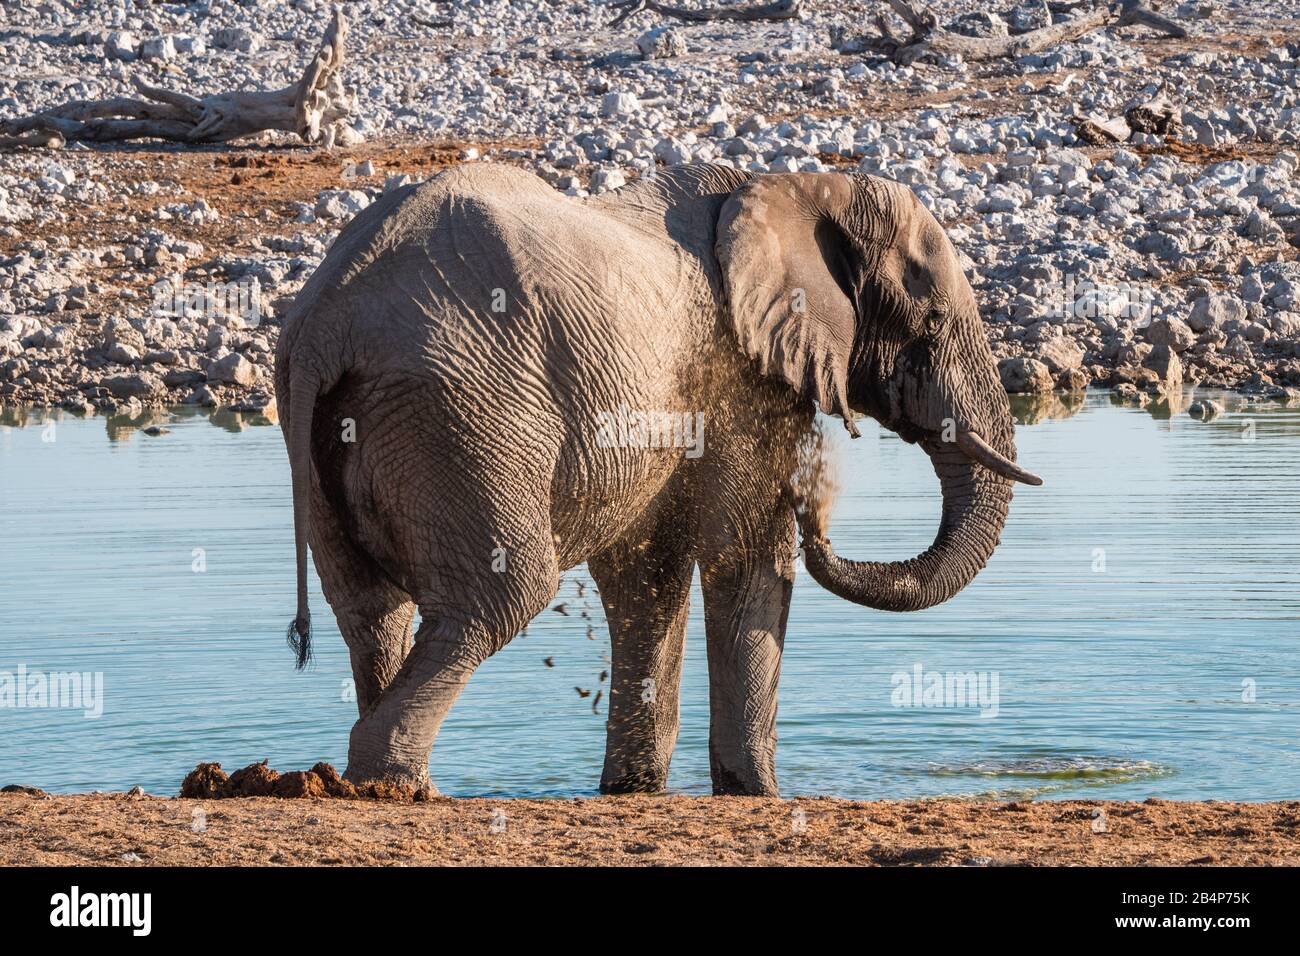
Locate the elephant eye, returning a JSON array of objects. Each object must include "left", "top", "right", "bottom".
[{"left": 925, "top": 306, "right": 944, "bottom": 332}]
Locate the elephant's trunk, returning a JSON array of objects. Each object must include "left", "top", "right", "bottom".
[{"left": 800, "top": 431, "right": 1027, "bottom": 611}]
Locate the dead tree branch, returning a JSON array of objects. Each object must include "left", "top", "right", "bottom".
[
  {"left": 0, "top": 124, "right": 66, "bottom": 151},
  {"left": 607, "top": 0, "right": 802, "bottom": 29},
  {"left": 845, "top": 0, "right": 1187, "bottom": 65},
  {"left": 0, "top": 8, "right": 358, "bottom": 148}
]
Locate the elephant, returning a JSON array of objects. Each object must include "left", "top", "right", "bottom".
[{"left": 274, "top": 161, "right": 1042, "bottom": 797}]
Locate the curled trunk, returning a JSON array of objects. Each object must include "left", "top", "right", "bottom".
[{"left": 800, "top": 439, "right": 1012, "bottom": 611}]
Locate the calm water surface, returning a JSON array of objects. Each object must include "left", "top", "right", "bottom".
[{"left": 1, "top": 391, "right": 1298, "bottom": 800}]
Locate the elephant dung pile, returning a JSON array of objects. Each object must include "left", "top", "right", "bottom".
[{"left": 179, "top": 760, "right": 436, "bottom": 802}]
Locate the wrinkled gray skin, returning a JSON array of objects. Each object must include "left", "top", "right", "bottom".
[{"left": 274, "top": 163, "right": 1041, "bottom": 796}]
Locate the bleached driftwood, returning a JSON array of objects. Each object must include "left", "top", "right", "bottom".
[
  {"left": 0, "top": 8, "right": 358, "bottom": 148},
  {"left": 0, "top": 125, "right": 66, "bottom": 151},
  {"left": 842, "top": 0, "right": 1187, "bottom": 65},
  {"left": 607, "top": 0, "right": 802, "bottom": 29},
  {"left": 1073, "top": 113, "right": 1132, "bottom": 144}
]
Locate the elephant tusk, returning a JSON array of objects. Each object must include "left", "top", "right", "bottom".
[{"left": 955, "top": 429, "right": 1043, "bottom": 486}]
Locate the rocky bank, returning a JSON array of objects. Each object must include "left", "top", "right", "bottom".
[{"left": 1, "top": 0, "right": 1299, "bottom": 414}]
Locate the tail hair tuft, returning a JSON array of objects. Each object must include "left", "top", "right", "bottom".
[{"left": 286, "top": 613, "right": 312, "bottom": 670}]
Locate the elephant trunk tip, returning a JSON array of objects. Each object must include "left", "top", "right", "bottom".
[
  {"left": 793, "top": 492, "right": 836, "bottom": 556},
  {"left": 286, "top": 613, "right": 312, "bottom": 670}
]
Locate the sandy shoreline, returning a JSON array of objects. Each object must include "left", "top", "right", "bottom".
[{"left": 3, "top": 793, "right": 1296, "bottom": 866}]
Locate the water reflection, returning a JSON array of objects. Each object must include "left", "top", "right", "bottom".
[
  {"left": 1008, "top": 391, "right": 1085, "bottom": 425},
  {"left": 5, "top": 387, "right": 1281, "bottom": 443},
  {"left": 0, "top": 404, "right": 278, "bottom": 442}
]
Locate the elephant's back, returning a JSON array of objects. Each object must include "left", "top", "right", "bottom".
[
  {"left": 309, "top": 164, "right": 694, "bottom": 374},
  {"left": 291, "top": 163, "right": 552, "bottom": 308}
]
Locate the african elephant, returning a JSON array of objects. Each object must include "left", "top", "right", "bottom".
[{"left": 274, "top": 162, "right": 1041, "bottom": 797}]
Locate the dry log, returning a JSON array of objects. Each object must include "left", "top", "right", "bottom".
[
  {"left": 1073, "top": 114, "right": 1132, "bottom": 144},
  {"left": 0, "top": 125, "right": 66, "bottom": 151},
  {"left": 850, "top": 0, "right": 1187, "bottom": 66},
  {"left": 0, "top": 8, "right": 357, "bottom": 148},
  {"left": 607, "top": 0, "right": 802, "bottom": 29}
]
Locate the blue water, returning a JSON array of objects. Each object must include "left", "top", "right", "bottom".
[{"left": 1, "top": 391, "right": 1298, "bottom": 800}]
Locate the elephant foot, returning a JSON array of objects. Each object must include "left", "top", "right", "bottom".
[
  {"left": 343, "top": 761, "right": 435, "bottom": 797},
  {"left": 710, "top": 765, "right": 779, "bottom": 797},
  {"left": 344, "top": 733, "right": 433, "bottom": 796},
  {"left": 345, "top": 709, "right": 437, "bottom": 796},
  {"left": 599, "top": 771, "right": 669, "bottom": 796}
]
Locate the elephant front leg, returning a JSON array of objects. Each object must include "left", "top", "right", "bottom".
[
  {"left": 700, "top": 512, "right": 796, "bottom": 797},
  {"left": 589, "top": 523, "right": 694, "bottom": 794}
]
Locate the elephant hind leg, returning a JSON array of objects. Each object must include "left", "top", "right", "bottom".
[
  {"left": 343, "top": 512, "right": 562, "bottom": 792},
  {"left": 309, "top": 482, "right": 416, "bottom": 715},
  {"left": 337, "top": 592, "right": 415, "bottom": 717},
  {"left": 326, "top": 386, "right": 563, "bottom": 790},
  {"left": 344, "top": 579, "right": 559, "bottom": 791},
  {"left": 343, "top": 613, "right": 485, "bottom": 791}
]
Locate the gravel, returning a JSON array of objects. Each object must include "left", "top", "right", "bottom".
[{"left": 1, "top": 0, "right": 1299, "bottom": 411}]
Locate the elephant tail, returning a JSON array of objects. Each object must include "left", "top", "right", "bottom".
[{"left": 285, "top": 362, "right": 319, "bottom": 670}]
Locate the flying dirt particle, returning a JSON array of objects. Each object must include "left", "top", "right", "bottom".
[
  {"left": 180, "top": 762, "right": 230, "bottom": 799},
  {"left": 790, "top": 421, "right": 840, "bottom": 543},
  {"left": 552, "top": 603, "right": 569, "bottom": 616},
  {"left": 575, "top": 687, "right": 591, "bottom": 698},
  {"left": 543, "top": 656, "right": 554, "bottom": 667}
]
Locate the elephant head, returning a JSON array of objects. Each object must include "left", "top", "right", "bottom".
[{"left": 715, "top": 172, "right": 1042, "bottom": 612}]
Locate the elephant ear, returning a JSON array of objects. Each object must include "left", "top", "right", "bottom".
[{"left": 716, "top": 173, "right": 861, "bottom": 436}]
